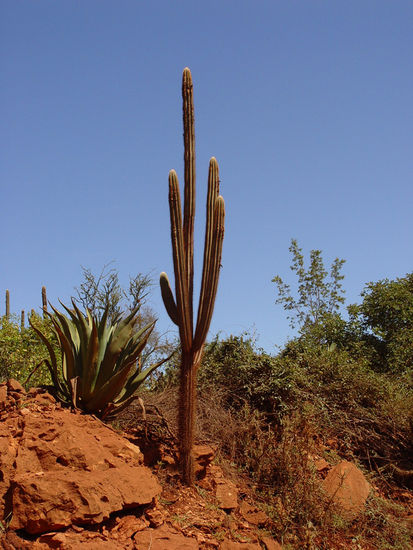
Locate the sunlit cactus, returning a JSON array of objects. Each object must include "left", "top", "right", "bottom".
[
  {"left": 5, "top": 290, "right": 10, "bottom": 319},
  {"left": 42, "top": 286, "right": 47, "bottom": 316},
  {"left": 160, "top": 68, "right": 225, "bottom": 485},
  {"left": 21, "top": 310, "right": 25, "bottom": 331}
]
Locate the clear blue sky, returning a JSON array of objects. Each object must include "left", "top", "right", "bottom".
[{"left": 2, "top": 1, "right": 412, "bottom": 351}]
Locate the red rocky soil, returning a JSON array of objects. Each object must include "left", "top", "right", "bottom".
[
  {"left": 0, "top": 379, "right": 411, "bottom": 549},
  {"left": 0, "top": 380, "right": 284, "bottom": 549}
]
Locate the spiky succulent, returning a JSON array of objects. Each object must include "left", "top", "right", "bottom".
[{"left": 30, "top": 300, "right": 171, "bottom": 418}]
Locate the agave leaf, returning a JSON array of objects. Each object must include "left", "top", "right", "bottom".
[
  {"left": 115, "top": 350, "right": 175, "bottom": 405},
  {"left": 28, "top": 318, "right": 69, "bottom": 400},
  {"left": 71, "top": 299, "right": 92, "bottom": 368},
  {"left": 81, "top": 316, "right": 100, "bottom": 402},
  {"left": 48, "top": 315, "right": 77, "bottom": 387},
  {"left": 52, "top": 303, "right": 81, "bottom": 350},
  {"left": 83, "top": 360, "right": 135, "bottom": 413},
  {"left": 97, "top": 305, "right": 110, "bottom": 340},
  {"left": 95, "top": 319, "right": 155, "bottom": 391},
  {"left": 112, "top": 323, "right": 155, "bottom": 375}
]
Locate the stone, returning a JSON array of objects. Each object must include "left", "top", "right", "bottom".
[
  {"left": 1, "top": 399, "right": 161, "bottom": 534},
  {"left": 262, "top": 537, "right": 283, "bottom": 550},
  {"left": 11, "top": 465, "right": 161, "bottom": 534},
  {"left": 215, "top": 479, "right": 238, "bottom": 510},
  {"left": 323, "top": 461, "right": 370, "bottom": 520},
  {"left": 239, "top": 501, "right": 269, "bottom": 526},
  {"left": 145, "top": 506, "right": 165, "bottom": 527},
  {"left": 33, "top": 392, "right": 56, "bottom": 405},
  {"left": 0, "top": 385, "right": 7, "bottom": 410},
  {"left": 7, "top": 379, "right": 25, "bottom": 393},
  {"left": 314, "top": 458, "right": 330, "bottom": 472},
  {"left": 133, "top": 523, "right": 199, "bottom": 549},
  {"left": 192, "top": 444, "right": 215, "bottom": 478}
]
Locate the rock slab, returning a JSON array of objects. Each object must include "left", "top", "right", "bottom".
[
  {"left": 0, "top": 382, "right": 161, "bottom": 535},
  {"left": 323, "top": 460, "right": 370, "bottom": 520}
]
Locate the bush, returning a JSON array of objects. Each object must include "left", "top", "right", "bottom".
[{"left": 0, "top": 313, "right": 56, "bottom": 387}]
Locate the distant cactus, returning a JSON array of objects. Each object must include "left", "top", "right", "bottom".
[
  {"left": 5, "top": 290, "right": 10, "bottom": 319},
  {"left": 21, "top": 310, "right": 25, "bottom": 330},
  {"left": 160, "top": 68, "right": 225, "bottom": 485},
  {"left": 42, "top": 286, "right": 47, "bottom": 316}
]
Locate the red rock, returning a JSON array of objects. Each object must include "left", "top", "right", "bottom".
[
  {"left": 145, "top": 506, "right": 165, "bottom": 527},
  {"left": 239, "top": 501, "right": 269, "bottom": 526},
  {"left": 262, "top": 537, "right": 283, "bottom": 550},
  {"left": 314, "top": 458, "right": 330, "bottom": 472},
  {"left": 34, "top": 392, "right": 56, "bottom": 405},
  {"left": 11, "top": 465, "right": 161, "bottom": 534},
  {"left": 0, "top": 419, "right": 19, "bottom": 519},
  {"left": 1, "top": 401, "right": 160, "bottom": 534},
  {"left": 323, "top": 461, "right": 370, "bottom": 520},
  {"left": 133, "top": 523, "right": 198, "bottom": 549},
  {"left": 215, "top": 479, "right": 238, "bottom": 510},
  {"left": 110, "top": 515, "right": 148, "bottom": 539},
  {"left": 219, "top": 541, "right": 261, "bottom": 550},
  {"left": 7, "top": 379, "right": 25, "bottom": 393},
  {"left": 0, "top": 385, "right": 7, "bottom": 410},
  {"left": 192, "top": 444, "right": 215, "bottom": 478}
]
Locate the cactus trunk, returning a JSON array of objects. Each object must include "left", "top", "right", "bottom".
[
  {"left": 178, "top": 350, "right": 200, "bottom": 481},
  {"left": 160, "top": 68, "right": 225, "bottom": 485}
]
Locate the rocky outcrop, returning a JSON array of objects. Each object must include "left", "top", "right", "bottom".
[{"left": 0, "top": 381, "right": 161, "bottom": 535}]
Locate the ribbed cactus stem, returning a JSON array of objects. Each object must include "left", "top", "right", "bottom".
[
  {"left": 160, "top": 68, "right": 225, "bottom": 485},
  {"left": 42, "top": 286, "right": 47, "bottom": 316},
  {"left": 21, "top": 310, "right": 25, "bottom": 330},
  {"left": 5, "top": 290, "right": 10, "bottom": 319},
  {"left": 182, "top": 67, "right": 196, "bottom": 321}
]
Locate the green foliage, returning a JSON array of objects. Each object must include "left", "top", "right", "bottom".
[
  {"left": 272, "top": 239, "right": 346, "bottom": 341},
  {"left": 0, "top": 313, "right": 55, "bottom": 387},
  {"left": 350, "top": 273, "right": 413, "bottom": 373},
  {"left": 198, "top": 334, "right": 282, "bottom": 412},
  {"left": 193, "top": 330, "right": 413, "bottom": 476},
  {"left": 30, "top": 300, "right": 172, "bottom": 418}
]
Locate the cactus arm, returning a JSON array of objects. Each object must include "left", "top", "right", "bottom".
[
  {"left": 160, "top": 272, "right": 179, "bottom": 325},
  {"left": 182, "top": 67, "right": 196, "bottom": 324},
  {"left": 194, "top": 196, "right": 225, "bottom": 349},
  {"left": 194, "top": 157, "right": 220, "bottom": 348},
  {"left": 42, "top": 286, "right": 47, "bottom": 315},
  {"left": 169, "top": 170, "right": 193, "bottom": 353}
]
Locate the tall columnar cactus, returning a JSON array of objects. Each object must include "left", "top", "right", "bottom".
[
  {"left": 5, "top": 290, "right": 10, "bottom": 319},
  {"left": 21, "top": 310, "right": 25, "bottom": 331},
  {"left": 160, "top": 68, "right": 225, "bottom": 485},
  {"left": 42, "top": 286, "right": 47, "bottom": 316}
]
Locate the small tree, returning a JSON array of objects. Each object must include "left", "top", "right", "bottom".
[
  {"left": 350, "top": 273, "right": 413, "bottom": 373},
  {"left": 74, "top": 263, "right": 151, "bottom": 321},
  {"left": 74, "top": 264, "right": 172, "bottom": 368},
  {"left": 272, "top": 239, "right": 346, "bottom": 344}
]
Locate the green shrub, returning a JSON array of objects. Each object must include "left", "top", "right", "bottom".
[{"left": 0, "top": 313, "right": 55, "bottom": 387}]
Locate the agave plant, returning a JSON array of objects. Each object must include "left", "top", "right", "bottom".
[{"left": 30, "top": 300, "right": 172, "bottom": 418}]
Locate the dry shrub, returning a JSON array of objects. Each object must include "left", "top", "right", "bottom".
[{"left": 118, "top": 385, "right": 412, "bottom": 549}]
